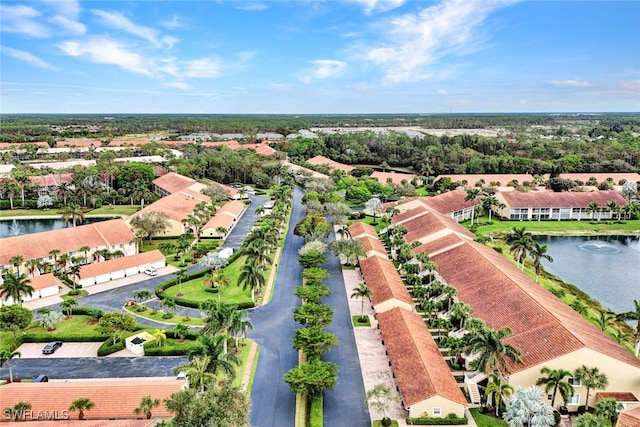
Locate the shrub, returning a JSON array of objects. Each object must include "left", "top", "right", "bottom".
[
  {"left": 406, "top": 415, "right": 468, "bottom": 425},
  {"left": 309, "top": 394, "right": 323, "bottom": 427},
  {"left": 97, "top": 339, "right": 125, "bottom": 356},
  {"left": 161, "top": 313, "right": 174, "bottom": 319},
  {"left": 22, "top": 333, "right": 106, "bottom": 343}
]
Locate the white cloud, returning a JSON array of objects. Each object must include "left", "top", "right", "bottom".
[
  {"left": 236, "top": 4, "right": 269, "bottom": 12},
  {"left": 163, "top": 81, "right": 191, "bottom": 91},
  {"left": 619, "top": 79, "right": 640, "bottom": 92},
  {"left": 0, "top": 4, "right": 51, "bottom": 38},
  {"left": 92, "top": 10, "right": 171, "bottom": 48},
  {"left": 42, "top": 0, "right": 81, "bottom": 19},
  {"left": 1, "top": 46, "right": 57, "bottom": 70},
  {"left": 349, "top": 0, "right": 405, "bottom": 14},
  {"left": 51, "top": 15, "right": 86, "bottom": 34},
  {"left": 551, "top": 80, "right": 590, "bottom": 87},
  {"left": 358, "top": 0, "right": 521, "bottom": 83},
  {"left": 300, "top": 60, "right": 348, "bottom": 83},
  {"left": 183, "top": 58, "right": 221, "bottom": 78},
  {"left": 57, "top": 36, "right": 154, "bottom": 77},
  {"left": 162, "top": 15, "right": 183, "bottom": 30}
]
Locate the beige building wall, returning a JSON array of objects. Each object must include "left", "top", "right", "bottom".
[
  {"left": 407, "top": 395, "right": 466, "bottom": 419},
  {"left": 508, "top": 348, "right": 640, "bottom": 411}
]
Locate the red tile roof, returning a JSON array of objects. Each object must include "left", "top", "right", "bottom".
[
  {"left": 378, "top": 307, "right": 468, "bottom": 407},
  {"left": 371, "top": 171, "right": 416, "bottom": 186},
  {"left": 392, "top": 205, "right": 429, "bottom": 224},
  {"left": 348, "top": 222, "right": 378, "bottom": 239},
  {"left": 152, "top": 172, "right": 197, "bottom": 194},
  {"left": 398, "top": 210, "right": 475, "bottom": 243},
  {"left": 79, "top": 250, "right": 165, "bottom": 279},
  {"left": 617, "top": 406, "right": 640, "bottom": 427},
  {"left": 428, "top": 240, "right": 640, "bottom": 374},
  {"left": 596, "top": 392, "right": 639, "bottom": 402},
  {"left": 218, "top": 200, "right": 246, "bottom": 216},
  {"left": 498, "top": 190, "right": 627, "bottom": 208},
  {"left": 30, "top": 174, "right": 73, "bottom": 187},
  {"left": 356, "top": 235, "right": 387, "bottom": 256},
  {"left": 129, "top": 189, "right": 210, "bottom": 223},
  {"left": 0, "top": 378, "right": 188, "bottom": 420},
  {"left": 22, "top": 420, "right": 154, "bottom": 427},
  {"left": 202, "top": 201, "right": 245, "bottom": 231},
  {"left": 413, "top": 233, "right": 471, "bottom": 258},
  {"left": 306, "top": 155, "right": 354, "bottom": 173},
  {"left": 558, "top": 173, "right": 640, "bottom": 185},
  {"left": 359, "top": 255, "right": 414, "bottom": 307},
  {"left": 0, "top": 219, "right": 134, "bottom": 266},
  {"left": 422, "top": 190, "right": 480, "bottom": 215},
  {"left": 28, "top": 273, "right": 62, "bottom": 291}
]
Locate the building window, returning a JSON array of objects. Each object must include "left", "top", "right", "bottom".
[
  {"left": 568, "top": 378, "right": 581, "bottom": 387},
  {"left": 567, "top": 394, "right": 581, "bottom": 405},
  {"left": 432, "top": 407, "right": 442, "bottom": 417},
  {"left": 547, "top": 394, "right": 553, "bottom": 401}
]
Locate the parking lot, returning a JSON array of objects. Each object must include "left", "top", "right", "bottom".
[{"left": 15, "top": 342, "right": 132, "bottom": 358}]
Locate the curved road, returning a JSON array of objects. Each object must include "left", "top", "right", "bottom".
[{"left": 248, "top": 188, "right": 370, "bottom": 427}]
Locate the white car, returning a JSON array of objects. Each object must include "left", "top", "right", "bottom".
[{"left": 144, "top": 268, "right": 158, "bottom": 276}]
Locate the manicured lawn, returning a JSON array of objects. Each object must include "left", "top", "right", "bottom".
[
  {"left": 352, "top": 315, "right": 371, "bottom": 327},
  {"left": 0, "top": 205, "right": 139, "bottom": 218},
  {"left": 373, "top": 420, "right": 399, "bottom": 427},
  {"left": 230, "top": 339, "right": 255, "bottom": 388},
  {"left": 468, "top": 216, "right": 640, "bottom": 236},
  {"left": 85, "top": 205, "right": 140, "bottom": 216},
  {"left": 470, "top": 408, "right": 508, "bottom": 427},
  {"left": 125, "top": 305, "right": 205, "bottom": 327},
  {"left": 24, "top": 315, "right": 104, "bottom": 337}
]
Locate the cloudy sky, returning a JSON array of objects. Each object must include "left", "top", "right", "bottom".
[{"left": 1, "top": 0, "right": 639, "bottom": 114}]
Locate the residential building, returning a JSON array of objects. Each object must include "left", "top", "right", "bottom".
[
  {"left": 359, "top": 255, "right": 414, "bottom": 313},
  {"left": 306, "top": 155, "right": 354, "bottom": 174},
  {"left": 0, "top": 273, "right": 61, "bottom": 306},
  {"left": 617, "top": 406, "right": 640, "bottom": 427},
  {"left": 201, "top": 200, "right": 247, "bottom": 238},
  {"left": 370, "top": 171, "right": 417, "bottom": 186},
  {"left": 78, "top": 250, "right": 166, "bottom": 287}
]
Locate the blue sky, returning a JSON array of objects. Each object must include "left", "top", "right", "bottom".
[{"left": 1, "top": 0, "right": 639, "bottom": 114}]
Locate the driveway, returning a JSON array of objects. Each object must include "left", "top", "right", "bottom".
[{"left": 16, "top": 342, "right": 103, "bottom": 359}]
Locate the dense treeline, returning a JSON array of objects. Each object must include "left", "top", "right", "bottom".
[
  {"left": 277, "top": 128, "right": 640, "bottom": 175},
  {"left": 2, "top": 113, "right": 640, "bottom": 143}
]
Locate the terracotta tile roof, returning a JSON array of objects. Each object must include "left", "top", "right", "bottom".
[
  {"left": 400, "top": 210, "right": 475, "bottom": 244},
  {"left": 392, "top": 205, "right": 429, "bottom": 224},
  {"left": 0, "top": 219, "right": 134, "bottom": 266},
  {"left": 28, "top": 273, "right": 62, "bottom": 291},
  {"left": 204, "top": 180, "right": 239, "bottom": 197},
  {"left": 359, "top": 255, "right": 413, "bottom": 307},
  {"left": 428, "top": 240, "right": 640, "bottom": 373},
  {"left": 152, "top": 172, "right": 197, "bottom": 194},
  {"left": 557, "top": 173, "right": 640, "bottom": 184},
  {"left": 23, "top": 420, "right": 154, "bottom": 427},
  {"left": 30, "top": 173, "right": 73, "bottom": 187},
  {"left": 79, "top": 250, "right": 165, "bottom": 279},
  {"left": 202, "top": 214, "right": 234, "bottom": 231},
  {"left": 218, "top": 200, "right": 245, "bottom": 216},
  {"left": 371, "top": 171, "right": 416, "bottom": 186},
  {"left": 254, "top": 142, "right": 277, "bottom": 156},
  {"left": 498, "top": 190, "right": 627, "bottom": 209},
  {"left": 422, "top": 190, "right": 480, "bottom": 215},
  {"left": 108, "top": 140, "right": 150, "bottom": 147},
  {"left": 0, "top": 141, "right": 50, "bottom": 148},
  {"left": 306, "top": 155, "right": 354, "bottom": 173},
  {"left": 437, "top": 174, "right": 536, "bottom": 187},
  {"left": 348, "top": 222, "right": 378, "bottom": 239},
  {"left": 202, "top": 140, "right": 242, "bottom": 149},
  {"left": 0, "top": 378, "right": 188, "bottom": 420},
  {"left": 56, "top": 140, "right": 101, "bottom": 147},
  {"left": 413, "top": 233, "right": 471, "bottom": 258},
  {"left": 617, "top": 406, "right": 640, "bottom": 427},
  {"left": 128, "top": 190, "right": 210, "bottom": 223},
  {"left": 384, "top": 197, "right": 428, "bottom": 214},
  {"left": 378, "top": 307, "right": 468, "bottom": 407},
  {"left": 596, "top": 392, "right": 639, "bottom": 402},
  {"left": 356, "top": 235, "right": 387, "bottom": 256}
]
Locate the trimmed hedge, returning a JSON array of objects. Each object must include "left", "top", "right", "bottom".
[
  {"left": 165, "top": 329, "right": 199, "bottom": 341},
  {"left": 70, "top": 307, "right": 104, "bottom": 317},
  {"left": 406, "top": 416, "right": 468, "bottom": 425},
  {"left": 309, "top": 394, "right": 323, "bottom": 427},
  {"left": 143, "top": 340, "right": 202, "bottom": 356},
  {"left": 22, "top": 333, "right": 106, "bottom": 343},
  {"left": 97, "top": 339, "right": 125, "bottom": 356}
]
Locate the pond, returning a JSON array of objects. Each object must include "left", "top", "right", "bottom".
[
  {"left": 0, "top": 217, "right": 113, "bottom": 238},
  {"left": 536, "top": 235, "right": 640, "bottom": 314}
]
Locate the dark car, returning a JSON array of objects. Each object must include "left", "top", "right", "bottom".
[{"left": 42, "top": 341, "right": 62, "bottom": 354}]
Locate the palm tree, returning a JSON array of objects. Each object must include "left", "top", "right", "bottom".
[
  {"left": 5, "top": 401, "right": 31, "bottom": 421},
  {"left": 238, "top": 261, "right": 265, "bottom": 303},
  {"left": 466, "top": 327, "right": 522, "bottom": 374},
  {"left": 606, "top": 200, "right": 619, "bottom": 220},
  {"left": 133, "top": 289, "right": 153, "bottom": 303},
  {"left": 616, "top": 300, "right": 640, "bottom": 357},
  {"left": 336, "top": 225, "right": 351, "bottom": 240},
  {"left": 529, "top": 241, "right": 553, "bottom": 283},
  {"left": 176, "top": 268, "right": 188, "bottom": 296},
  {"left": 464, "top": 188, "right": 482, "bottom": 225},
  {"left": 9, "top": 255, "right": 24, "bottom": 277},
  {"left": 485, "top": 372, "right": 514, "bottom": 416},
  {"left": 507, "top": 226, "right": 534, "bottom": 270},
  {"left": 594, "top": 311, "right": 616, "bottom": 333},
  {"left": 570, "top": 299, "right": 588, "bottom": 316},
  {"left": 482, "top": 195, "right": 505, "bottom": 221},
  {"left": 175, "top": 355, "right": 216, "bottom": 392},
  {"left": 78, "top": 246, "right": 91, "bottom": 264},
  {"left": 48, "top": 248, "right": 61, "bottom": 270},
  {"left": 55, "top": 182, "right": 74, "bottom": 206},
  {"left": 586, "top": 201, "right": 601, "bottom": 221},
  {"left": 573, "top": 365, "right": 609, "bottom": 411},
  {"left": 211, "top": 270, "right": 231, "bottom": 303},
  {"left": 60, "top": 204, "right": 85, "bottom": 227},
  {"left": 24, "top": 259, "right": 41, "bottom": 277},
  {"left": 594, "top": 398, "right": 624, "bottom": 426},
  {"left": 350, "top": 283, "right": 373, "bottom": 321},
  {"left": 61, "top": 298, "right": 79, "bottom": 318},
  {"left": 450, "top": 301, "right": 472, "bottom": 330},
  {"left": 0, "top": 350, "right": 21, "bottom": 382},
  {"left": 188, "top": 334, "right": 240, "bottom": 381},
  {"left": 68, "top": 397, "right": 95, "bottom": 420},
  {"left": 134, "top": 395, "right": 161, "bottom": 419},
  {"left": 0, "top": 272, "right": 34, "bottom": 306},
  {"left": 535, "top": 367, "right": 574, "bottom": 408}
]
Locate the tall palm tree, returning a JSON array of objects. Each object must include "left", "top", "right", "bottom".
[
  {"left": 175, "top": 355, "right": 215, "bottom": 392},
  {"left": 466, "top": 327, "right": 522, "bottom": 375},
  {"left": 48, "top": 248, "right": 60, "bottom": 270},
  {"left": 507, "top": 226, "right": 534, "bottom": 270},
  {"left": 350, "top": 283, "right": 373, "bottom": 321},
  {"left": 68, "top": 397, "right": 95, "bottom": 420},
  {"left": 606, "top": 200, "right": 619, "bottom": 220},
  {"left": 134, "top": 395, "right": 161, "bottom": 419},
  {"left": 188, "top": 334, "right": 240, "bottom": 381},
  {"left": 60, "top": 204, "right": 85, "bottom": 227},
  {"left": 573, "top": 365, "right": 609, "bottom": 411},
  {"left": 55, "top": 182, "right": 74, "bottom": 206},
  {"left": 485, "top": 372, "right": 514, "bottom": 416},
  {"left": 0, "top": 350, "right": 21, "bottom": 382},
  {"left": 0, "top": 272, "right": 34, "bottom": 306},
  {"left": 238, "top": 261, "right": 265, "bottom": 303},
  {"left": 529, "top": 241, "right": 553, "bottom": 282},
  {"left": 211, "top": 270, "right": 230, "bottom": 303},
  {"left": 465, "top": 188, "right": 482, "bottom": 225},
  {"left": 78, "top": 246, "right": 91, "bottom": 264},
  {"left": 535, "top": 367, "right": 574, "bottom": 408},
  {"left": 482, "top": 195, "right": 505, "bottom": 222},
  {"left": 617, "top": 300, "right": 640, "bottom": 357},
  {"left": 586, "top": 201, "right": 601, "bottom": 221},
  {"left": 594, "top": 311, "right": 616, "bottom": 333},
  {"left": 9, "top": 255, "right": 24, "bottom": 277}
]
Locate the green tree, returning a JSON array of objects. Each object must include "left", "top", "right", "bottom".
[
  {"left": 174, "top": 322, "right": 190, "bottom": 342},
  {"left": 0, "top": 272, "right": 34, "bottom": 306},
  {"left": 507, "top": 226, "right": 534, "bottom": 270},
  {"left": 68, "top": 397, "right": 95, "bottom": 420},
  {"left": 573, "top": 365, "right": 609, "bottom": 411},
  {"left": 573, "top": 413, "right": 607, "bottom": 427},
  {"left": 188, "top": 334, "right": 240, "bottom": 381},
  {"left": 529, "top": 241, "right": 553, "bottom": 283},
  {"left": 350, "top": 283, "right": 373, "bottom": 321},
  {"left": 0, "top": 350, "right": 21, "bottom": 383},
  {"left": 175, "top": 355, "right": 216, "bottom": 392},
  {"left": 293, "top": 215, "right": 332, "bottom": 242},
  {"left": 586, "top": 201, "right": 601, "bottom": 221},
  {"left": 133, "top": 289, "right": 153, "bottom": 303},
  {"left": 485, "top": 372, "right": 514, "bottom": 416},
  {"left": 365, "top": 383, "right": 399, "bottom": 426},
  {"left": 294, "top": 303, "right": 334, "bottom": 327},
  {"left": 60, "top": 298, "right": 79, "bottom": 318},
  {"left": 60, "top": 204, "right": 85, "bottom": 227},
  {"left": 464, "top": 188, "right": 482, "bottom": 225},
  {"left": 616, "top": 300, "right": 640, "bottom": 357},
  {"left": 535, "top": 367, "right": 574, "bottom": 409},
  {"left": 466, "top": 327, "right": 522, "bottom": 374},
  {"left": 292, "top": 325, "right": 338, "bottom": 360},
  {"left": 283, "top": 359, "right": 338, "bottom": 397},
  {"left": 594, "top": 398, "right": 623, "bottom": 426},
  {"left": 0, "top": 305, "right": 33, "bottom": 339},
  {"left": 238, "top": 261, "right": 265, "bottom": 303},
  {"left": 98, "top": 312, "right": 137, "bottom": 345},
  {"left": 295, "top": 284, "right": 331, "bottom": 304},
  {"left": 129, "top": 211, "right": 170, "bottom": 243},
  {"left": 9, "top": 255, "right": 24, "bottom": 277},
  {"left": 134, "top": 395, "right": 161, "bottom": 419},
  {"left": 5, "top": 401, "right": 32, "bottom": 422}
]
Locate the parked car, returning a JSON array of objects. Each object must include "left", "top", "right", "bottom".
[
  {"left": 144, "top": 268, "right": 157, "bottom": 276},
  {"left": 42, "top": 341, "right": 62, "bottom": 354}
]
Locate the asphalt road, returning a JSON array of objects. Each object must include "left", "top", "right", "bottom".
[{"left": 247, "top": 188, "right": 370, "bottom": 427}]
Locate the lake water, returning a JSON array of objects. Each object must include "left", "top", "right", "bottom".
[
  {"left": 0, "top": 217, "right": 111, "bottom": 238},
  {"left": 536, "top": 235, "right": 640, "bottom": 314}
]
